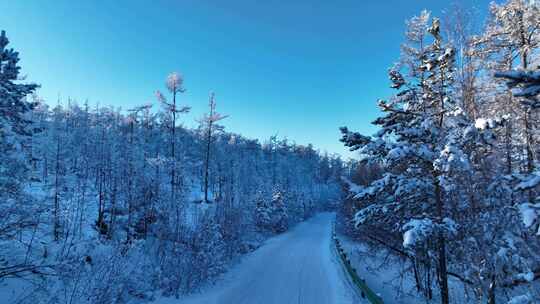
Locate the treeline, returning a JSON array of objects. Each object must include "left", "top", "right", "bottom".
[
  {"left": 0, "top": 30, "right": 344, "bottom": 303},
  {"left": 339, "top": 1, "right": 539, "bottom": 304}
]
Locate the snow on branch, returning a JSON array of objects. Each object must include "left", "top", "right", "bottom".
[
  {"left": 339, "top": 127, "right": 371, "bottom": 151},
  {"left": 494, "top": 69, "right": 540, "bottom": 108},
  {"left": 402, "top": 217, "right": 457, "bottom": 249},
  {"left": 515, "top": 172, "right": 540, "bottom": 191}
]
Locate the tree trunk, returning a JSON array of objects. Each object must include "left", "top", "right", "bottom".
[
  {"left": 435, "top": 179, "right": 449, "bottom": 304},
  {"left": 488, "top": 276, "right": 496, "bottom": 304},
  {"left": 204, "top": 114, "right": 213, "bottom": 203},
  {"left": 171, "top": 91, "right": 176, "bottom": 202},
  {"left": 505, "top": 118, "right": 512, "bottom": 175},
  {"left": 53, "top": 135, "right": 60, "bottom": 241}
]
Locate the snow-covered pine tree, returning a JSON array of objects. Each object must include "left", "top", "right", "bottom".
[
  {"left": 255, "top": 188, "right": 289, "bottom": 234},
  {"left": 255, "top": 190, "right": 272, "bottom": 232},
  {"left": 341, "top": 4, "right": 540, "bottom": 302},
  {"left": 271, "top": 188, "right": 288, "bottom": 233},
  {"left": 341, "top": 15, "right": 459, "bottom": 304},
  {"left": 0, "top": 30, "right": 39, "bottom": 278}
]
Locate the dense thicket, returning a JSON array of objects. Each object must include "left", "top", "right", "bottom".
[
  {"left": 0, "top": 31, "right": 343, "bottom": 303},
  {"left": 339, "top": 1, "right": 540, "bottom": 303}
]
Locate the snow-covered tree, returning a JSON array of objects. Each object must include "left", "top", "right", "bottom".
[
  {"left": 341, "top": 15, "right": 459, "bottom": 303},
  {"left": 473, "top": 0, "right": 540, "bottom": 176},
  {"left": 255, "top": 188, "right": 288, "bottom": 234},
  {"left": 0, "top": 30, "right": 40, "bottom": 278},
  {"left": 340, "top": 4, "right": 540, "bottom": 303},
  {"left": 156, "top": 72, "right": 190, "bottom": 202},
  {"left": 199, "top": 92, "right": 228, "bottom": 204}
]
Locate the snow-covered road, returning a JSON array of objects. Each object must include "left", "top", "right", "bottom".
[{"left": 158, "top": 213, "right": 358, "bottom": 304}]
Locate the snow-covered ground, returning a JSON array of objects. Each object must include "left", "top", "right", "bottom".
[
  {"left": 336, "top": 234, "right": 489, "bottom": 304},
  {"left": 155, "top": 213, "right": 360, "bottom": 304},
  {"left": 337, "top": 233, "right": 540, "bottom": 304},
  {"left": 337, "top": 235, "right": 426, "bottom": 304}
]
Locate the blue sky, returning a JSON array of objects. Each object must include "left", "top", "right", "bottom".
[{"left": 1, "top": 0, "right": 491, "bottom": 158}]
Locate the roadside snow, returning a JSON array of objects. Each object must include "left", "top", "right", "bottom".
[{"left": 336, "top": 236, "right": 422, "bottom": 304}]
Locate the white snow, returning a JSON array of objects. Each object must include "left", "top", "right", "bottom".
[
  {"left": 402, "top": 229, "right": 416, "bottom": 248},
  {"left": 474, "top": 118, "right": 490, "bottom": 130},
  {"left": 402, "top": 218, "right": 434, "bottom": 248},
  {"left": 335, "top": 234, "right": 495, "bottom": 304},
  {"left": 154, "top": 213, "right": 358, "bottom": 304},
  {"left": 516, "top": 272, "right": 535, "bottom": 283},
  {"left": 507, "top": 294, "right": 533, "bottom": 304},
  {"left": 515, "top": 173, "right": 540, "bottom": 190},
  {"left": 341, "top": 177, "right": 363, "bottom": 196},
  {"left": 336, "top": 236, "right": 422, "bottom": 304},
  {"left": 518, "top": 203, "right": 538, "bottom": 228}
]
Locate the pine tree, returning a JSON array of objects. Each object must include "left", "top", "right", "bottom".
[
  {"left": 341, "top": 15, "right": 460, "bottom": 303},
  {"left": 0, "top": 30, "right": 39, "bottom": 278},
  {"left": 0, "top": 29, "right": 39, "bottom": 202},
  {"left": 340, "top": 4, "right": 540, "bottom": 302}
]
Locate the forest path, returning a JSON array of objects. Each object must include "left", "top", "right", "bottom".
[{"left": 158, "top": 212, "right": 359, "bottom": 304}]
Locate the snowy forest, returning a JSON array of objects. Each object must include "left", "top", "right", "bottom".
[
  {"left": 339, "top": 1, "right": 540, "bottom": 303},
  {"left": 0, "top": 28, "right": 344, "bottom": 304},
  {"left": 2, "top": 0, "right": 540, "bottom": 304}
]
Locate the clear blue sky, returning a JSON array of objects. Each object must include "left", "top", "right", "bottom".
[{"left": 1, "top": 0, "right": 491, "bottom": 158}]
